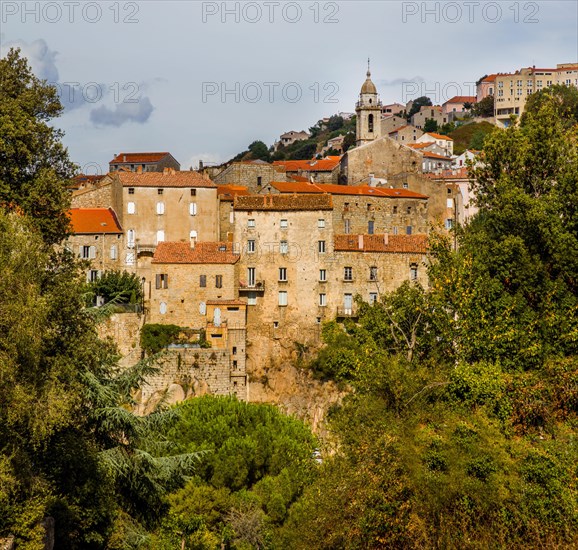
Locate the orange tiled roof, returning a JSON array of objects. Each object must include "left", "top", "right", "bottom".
[
  {"left": 389, "top": 125, "right": 409, "bottom": 133},
  {"left": 422, "top": 151, "right": 452, "bottom": 160},
  {"left": 69, "top": 208, "right": 122, "bottom": 234},
  {"left": 234, "top": 194, "right": 333, "bottom": 211},
  {"left": 482, "top": 74, "right": 498, "bottom": 82},
  {"left": 288, "top": 175, "right": 310, "bottom": 182},
  {"left": 218, "top": 185, "right": 250, "bottom": 201},
  {"left": 206, "top": 299, "right": 247, "bottom": 306},
  {"left": 334, "top": 234, "right": 428, "bottom": 254},
  {"left": 270, "top": 181, "right": 428, "bottom": 199},
  {"left": 406, "top": 142, "right": 436, "bottom": 150},
  {"left": 110, "top": 152, "right": 171, "bottom": 164},
  {"left": 423, "top": 132, "right": 453, "bottom": 141},
  {"left": 152, "top": 242, "right": 239, "bottom": 264},
  {"left": 116, "top": 171, "right": 215, "bottom": 188},
  {"left": 272, "top": 157, "right": 341, "bottom": 172},
  {"left": 444, "top": 96, "right": 477, "bottom": 104}
]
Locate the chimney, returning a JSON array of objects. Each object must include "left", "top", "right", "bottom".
[
  {"left": 136, "top": 165, "right": 143, "bottom": 174},
  {"left": 199, "top": 160, "right": 204, "bottom": 170},
  {"left": 358, "top": 235, "right": 364, "bottom": 250},
  {"left": 383, "top": 234, "right": 389, "bottom": 246},
  {"left": 163, "top": 167, "right": 170, "bottom": 174},
  {"left": 123, "top": 155, "right": 126, "bottom": 162}
]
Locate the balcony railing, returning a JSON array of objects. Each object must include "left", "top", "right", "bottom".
[
  {"left": 239, "top": 280, "right": 266, "bottom": 292},
  {"left": 337, "top": 307, "right": 358, "bottom": 318}
]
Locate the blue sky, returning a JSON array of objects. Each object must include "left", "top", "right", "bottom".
[{"left": 1, "top": 1, "right": 577, "bottom": 172}]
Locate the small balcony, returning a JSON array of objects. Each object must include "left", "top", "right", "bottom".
[
  {"left": 337, "top": 307, "right": 358, "bottom": 319},
  {"left": 239, "top": 280, "right": 265, "bottom": 292}
]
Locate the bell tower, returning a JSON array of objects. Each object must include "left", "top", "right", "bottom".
[{"left": 355, "top": 59, "right": 382, "bottom": 146}]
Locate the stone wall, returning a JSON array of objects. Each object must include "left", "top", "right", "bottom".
[
  {"left": 97, "top": 312, "right": 143, "bottom": 368},
  {"left": 136, "top": 348, "right": 246, "bottom": 414},
  {"left": 71, "top": 181, "right": 113, "bottom": 208},
  {"left": 213, "top": 163, "right": 286, "bottom": 193}
]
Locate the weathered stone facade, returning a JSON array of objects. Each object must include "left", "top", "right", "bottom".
[
  {"left": 70, "top": 178, "right": 113, "bottom": 208},
  {"left": 340, "top": 137, "right": 423, "bottom": 185},
  {"left": 213, "top": 162, "right": 286, "bottom": 193}
]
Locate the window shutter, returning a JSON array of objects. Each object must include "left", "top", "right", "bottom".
[
  {"left": 89, "top": 245, "right": 96, "bottom": 259},
  {"left": 164, "top": 274, "right": 168, "bottom": 289},
  {"left": 156, "top": 274, "right": 161, "bottom": 289}
]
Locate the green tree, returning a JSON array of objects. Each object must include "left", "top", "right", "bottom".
[
  {"left": 423, "top": 118, "right": 438, "bottom": 132},
  {"left": 86, "top": 270, "right": 144, "bottom": 306},
  {"left": 247, "top": 141, "right": 271, "bottom": 162},
  {"left": 0, "top": 48, "right": 76, "bottom": 245},
  {"left": 407, "top": 96, "right": 433, "bottom": 120},
  {"left": 472, "top": 95, "right": 494, "bottom": 117}
]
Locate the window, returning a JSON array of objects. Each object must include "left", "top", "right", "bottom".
[
  {"left": 278, "top": 291, "right": 288, "bottom": 306},
  {"left": 189, "top": 202, "right": 197, "bottom": 216},
  {"left": 191, "top": 188, "right": 196, "bottom": 196},
  {"left": 447, "top": 187, "right": 452, "bottom": 194},
  {"left": 125, "top": 252, "right": 135, "bottom": 266},
  {"left": 406, "top": 226, "right": 412, "bottom": 235},
  {"left": 319, "top": 269, "right": 327, "bottom": 282},
  {"left": 127, "top": 229, "right": 135, "bottom": 248},
  {"left": 393, "top": 226, "right": 398, "bottom": 235},
  {"left": 318, "top": 219, "right": 325, "bottom": 228},
  {"left": 89, "top": 269, "right": 100, "bottom": 282},
  {"left": 248, "top": 219, "right": 256, "bottom": 228},
  {"left": 159, "top": 302, "right": 167, "bottom": 315},
  {"left": 247, "top": 292, "right": 257, "bottom": 306},
  {"left": 156, "top": 201, "right": 165, "bottom": 215},
  {"left": 445, "top": 218, "right": 454, "bottom": 230},
  {"left": 247, "top": 267, "right": 256, "bottom": 287},
  {"left": 155, "top": 273, "right": 169, "bottom": 289},
  {"left": 344, "top": 219, "right": 351, "bottom": 234},
  {"left": 368, "top": 113, "right": 374, "bottom": 132},
  {"left": 410, "top": 263, "right": 418, "bottom": 281},
  {"left": 447, "top": 198, "right": 454, "bottom": 208},
  {"left": 368, "top": 220, "right": 374, "bottom": 234},
  {"left": 215, "top": 275, "right": 223, "bottom": 288},
  {"left": 157, "top": 188, "right": 164, "bottom": 195},
  {"left": 280, "top": 240, "right": 288, "bottom": 254},
  {"left": 344, "top": 202, "right": 350, "bottom": 211},
  {"left": 280, "top": 219, "right": 288, "bottom": 229},
  {"left": 110, "top": 245, "right": 118, "bottom": 260},
  {"left": 393, "top": 205, "right": 398, "bottom": 214},
  {"left": 344, "top": 266, "right": 353, "bottom": 281},
  {"left": 127, "top": 201, "right": 136, "bottom": 214},
  {"left": 369, "top": 266, "right": 377, "bottom": 281},
  {"left": 128, "top": 187, "right": 135, "bottom": 195},
  {"left": 81, "top": 245, "right": 92, "bottom": 259},
  {"left": 156, "top": 230, "right": 165, "bottom": 244},
  {"left": 279, "top": 268, "right": 287, "bottom": 282},
  {"left": 407, "top": 206, "right": 412, "bottom": 214},
  {"left": 318, "top": 240, "right": 326, "bottom": 253},
  {"left": 273, "top": 321, "right": 279, "bottom": 328},
  {"left": 369, "top": 292, "right": 378, "bottom": 304},
  {"left": 257, "top": 176, "right": 262, "bottom": 186},
  {"left": 319, "top": 293, "right": 326, "bottom": 307},
  {"left": 403, "top": 182, "right": 409, "bottom": 189},
  {"left": 247, "top": 239, "right": 255, "bottom": 253},
  {"left": 232, "top": 346, "right": 237, "bottom": 355}
]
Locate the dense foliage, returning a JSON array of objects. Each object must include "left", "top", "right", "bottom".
[
  {"left": 277, "top": 85, "right": 578, "bottom": 548},
  {"left": 85, "top": 270, "right": 144, "bottom": 306}
]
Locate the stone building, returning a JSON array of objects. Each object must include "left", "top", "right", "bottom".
[
  {"left": 272, "top": 157, "right": 341, "bottom": 184},
  {"left": 217, "top": 184, "right": 250, "bottom": 241},
  {"left": 109, "top": 152, "right": 180, "bottom": 173},
  {"left": 381, "top": 115, "right": 408, "bottom": 135},
  {"left": 147, "top": 241, "right": 247, "bottom": 399},
  {"left": 212, "top": 160, "right": 286, "bottom": 193},
  {"left": 340, "top": 136, "right": 423, "bottom": 185},
  {"left": 388, "top": 124, "right": 424, "bottom": 143},
  {"left": 67, "top": 207, "right": 124, "bottom": 281},
  {"left": 416, "top": 132, "right": 454, "bottom": 156},
  {"left": 109, "top": 170, "right": 218, "bottom": 279},
  {"left": 411, "top": 105, "right": 448, "bottom": 130},
  {"left": 268, "top": 181, "right": 429, "bottom": 236},
  {"left": 231, "top": 193, "right": 428, "bottom": 378},
  {"left": 275, "top": 130, "right": 311, "bottom": 150},
  {"left": 355, "top": 66, "right": 383, "bottom": 146},
  {"left": 70, "top": 175, "right": 114, "bottom": 208}
]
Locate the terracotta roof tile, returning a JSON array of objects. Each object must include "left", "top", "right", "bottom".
[
  {"left": 110, "top": 152, "right": 171, "bottom": 164},
  {"left": 389, "top": 125, "right": 409, "bottom": 133},
  {"left": 270, "top": 181, "right": 428, "bottom": 199},
  {"left": 288, "top": 175, "right": 310, "bottom": 182},
  {"left": 69, "top": 208, "right": 123, "bottom": 234},
  {"left": 234, "top": 194, "right": 333, "bottom": 211},
  {"left": 444, "top": 96, "right": 477, "bottom": 104},
  {"left": 152, "top": 242, "right": 239, "bottom": 264},
  {"left": 423, "top": 132, "right": 453, "bottom": 141},
  {"left": 116, "top": 171, "right": 215, "bottom": 188},
  {"left": 272, "top": 157, "right": 341, "bottom": 172},
  {"left": 334, "top": 234, "right": 428, "bottom": 253},
  {"left": 218, "top": 185, "right": 250, "bottom": 201},
  {"left": 422, "top": 151, "right": 452, "bottom": 160}
]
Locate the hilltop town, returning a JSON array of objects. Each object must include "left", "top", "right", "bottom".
[{"left": 68, "top": 62, "right": 578, "bottom": 413}]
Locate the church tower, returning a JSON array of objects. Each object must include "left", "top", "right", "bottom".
[{"left": 355, "top": 61, "right": 382, "bottom": 146}]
